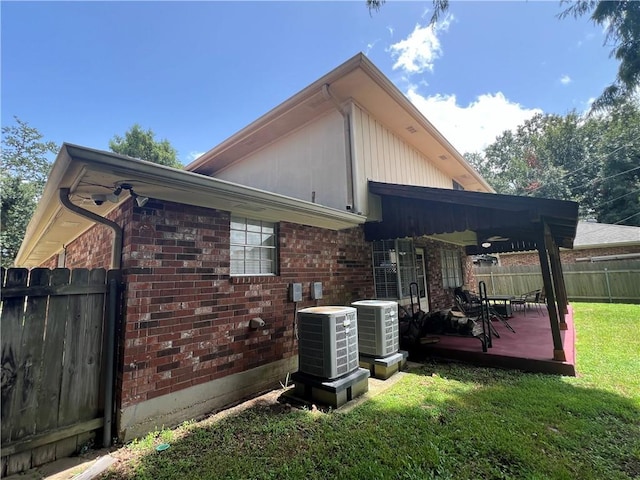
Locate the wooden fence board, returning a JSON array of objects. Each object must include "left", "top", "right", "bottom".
[
  {"left": 475, "top": 260, "right": 640, "bottom": 303},
  {"left": 11, "top": 269, "right": 51, "bottom": 442},
  {"left": 1, "top": 268, "right": 29, "bottom": 444},
  {"left": 32, "top": 269, "right": 70, "bottom": 468},
  {"left": 58, "top": 269, "right": 90, "bottom": 429},
  {"left": 1, "top": 267, "right": 114, "bottom": 475}
]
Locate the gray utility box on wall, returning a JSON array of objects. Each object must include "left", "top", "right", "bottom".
[
  {"left": 297, "top": 306, "right": 359, "bottom": 380},
  {"left": 351, "top": 300, "right": 399, "bottom": 358}
]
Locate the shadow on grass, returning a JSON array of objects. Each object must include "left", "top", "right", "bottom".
[{"left": 101, "top": 362, "right": 639, "bottom": 480}]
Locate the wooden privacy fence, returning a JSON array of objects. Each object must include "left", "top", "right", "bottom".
[
  {"left": 475, "top": 260, "right": 640, "bottom": 303},
  {"left": 1, "top": 268, "right": 119, "bottom": 477}
]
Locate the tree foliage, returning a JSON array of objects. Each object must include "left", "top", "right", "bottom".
[
  {"left": 368, "top": 0, "right": 640, "bottom": 111},
  {"left": 109, "top": 124, "right": 182, "bottom": 168},
  {"left": 466, "top": 97, "right": 640, "bottom": 226},
  {"left": 1, "top": 117, "right": 57, "bottom": 267},
  {"left": 560, "top": 0, "right": 640, "bottom": 111}
]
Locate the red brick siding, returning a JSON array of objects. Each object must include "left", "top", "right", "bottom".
[
  {"left": 499, "top": 245, "right": 640, "bottom": 267},
  {"left": 39, "top": 196, "right": 474, "bottom": 408},
  {"left": 40, "top": 254, "right": 59, "bottom": 269},
  {"left": 118, "top": 199, "right": 374, "bottom": 407}
]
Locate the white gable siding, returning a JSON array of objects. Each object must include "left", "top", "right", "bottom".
[
  {"left": 214, "top": 110, "right": 349, "bottom": 212},
  {"left": 351, "top": 104, "right": 453, "bottom": 215}
]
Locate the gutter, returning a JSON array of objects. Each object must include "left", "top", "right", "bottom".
[{"left": 58, "top": 188, "right": 123, "bottom": 269}]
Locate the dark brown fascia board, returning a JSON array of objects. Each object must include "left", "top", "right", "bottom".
[{"left": 369, "top": 181, "right": 578, "bottom": 220}]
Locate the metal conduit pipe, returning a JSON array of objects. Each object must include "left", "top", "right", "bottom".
[
  {"left": 322, "top": 84, "right": 358, "bottom": 214},
  {"left": 59, "top": 188, "right": 123, "bottom": 447}
]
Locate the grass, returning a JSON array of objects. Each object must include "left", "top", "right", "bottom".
[{"left": 101, "top": 303, "right": 639, "bottom": 480}]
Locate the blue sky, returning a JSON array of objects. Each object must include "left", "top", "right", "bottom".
[{"left": 2, "top": 1, "right": 617, "bottom": 164}]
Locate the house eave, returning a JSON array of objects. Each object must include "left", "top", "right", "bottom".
[
  {"left": 186, "top": 53, "right": 493, "bottom": 193},
  {"left": 15, "top": 144, "right": 366, "bottom": 267}
]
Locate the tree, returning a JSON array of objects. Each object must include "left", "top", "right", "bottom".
[
  {"left": 593, "top": 99, "right": 640, "bottom": 225},
  {"left": 367, "top": 0, "right": 640, "bottom": 111},
  {"left": 109, "top": 124, "right": 182, "bottom": 168},
  {"left": 1, "top": 117, "right": 57, "bottom": 267},
  {"left": 466, "top": 97, "right": 640, "bottom": 226},
  {"left": 560, "top": 0, "right": 640, "bottom": 111}
]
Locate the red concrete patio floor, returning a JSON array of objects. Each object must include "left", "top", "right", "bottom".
[{"left": 417, "top": 305, "right": 576, "bottom": 376}]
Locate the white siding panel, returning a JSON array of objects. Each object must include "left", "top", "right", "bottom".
[
  {"left": 216, "top": 111, "right": 349, "bottom": 211},
  {"left": 352, "top": 104, "right": 452, "bottom": 215}
]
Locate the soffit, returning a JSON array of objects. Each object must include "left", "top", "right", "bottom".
[{"left": 15, "top": 145, "right": 365, "bottom": 267}]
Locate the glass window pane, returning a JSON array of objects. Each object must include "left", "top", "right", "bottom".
[
  {"left": 246, "top": 232, "right": 261, "bottom": 246},
  {"left": 230, "top": 217, "right": 246, "bottom": 230},
  {"left": 261, "top": 233, "right": 275, "bottom": 246},
  {"left": 262, "top": 224, "right": 274, "bottom": 234},
  {"left": 230, "top": 230, "right": 245, "bottom": 244},
  {"left": 246, "top": 247, "right": 261, "bottom": 261},
  {"left": 246, "top": 219, "right": 262, "bottom": 232},
  {"left": 245, "top": 261, "right": 261, "bottom": 274}
]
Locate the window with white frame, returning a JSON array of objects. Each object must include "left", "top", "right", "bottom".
[
  {"left": 441, "top": 249, "right": 463, "bottom": 288},
  {"left": 230, "top": 216, "right": 277, "bottom": 275},
  {"left": 372, "top": 239, "right": 416, "bottom": 299}
]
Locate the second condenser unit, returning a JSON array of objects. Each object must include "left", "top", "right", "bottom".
[
  {"left": 297, "top": 306, "right": 359, "bottom": 380},
  {"left": 351, "top": 300, "right": 399, "bottom": 358}
]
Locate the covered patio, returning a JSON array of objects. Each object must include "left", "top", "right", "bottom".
[
  {"left": 365, "top": 181, "right": 579, "bottom": 373},
  {"left": 417, "top": 306, "right": 577, "bottom": 376}
]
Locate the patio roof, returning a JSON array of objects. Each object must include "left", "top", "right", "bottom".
[{"left": 364, "top": 181, "right": 579, "bottom": 255}]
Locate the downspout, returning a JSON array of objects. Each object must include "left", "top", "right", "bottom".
[
  {"left": 59, "top": 188, "right": 122, "bottom": 269},
  {"left": 322, "top": 84, "right": 358, "bottom": 214},
  {"left": 59, "top": 187, "right": 122, "bottom": 447}
]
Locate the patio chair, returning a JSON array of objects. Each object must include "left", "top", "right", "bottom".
[{"left": 512, "top": 290, "right": 541, "bottom": 316}]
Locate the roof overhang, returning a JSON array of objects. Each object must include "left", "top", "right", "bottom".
[
  {"left": 364, "top": 181, "right": 579, "bottom": 254},
  {"left": 186, "top": 53, "right": 493, "bottom": 193},
  {"left": 15, "top": 144, "right": 366, "bottom": 267}
]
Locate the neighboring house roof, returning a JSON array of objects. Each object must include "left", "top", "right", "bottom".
[
  {"left": 186, "top": 53, "right": 493, "bottom": 193},
  {"left": 15, "top": 144, "right": 365, "bottom": 267},
  {"left": 572, "top": 221, "right": 640, "bottom": 249}
]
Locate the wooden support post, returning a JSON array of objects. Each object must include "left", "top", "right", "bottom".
[
  {"left": 547, "top": 236, "right": 568, "bottom": 330},
  {"left": 537, "top": 224, "right": 566, "bottom": 362}
]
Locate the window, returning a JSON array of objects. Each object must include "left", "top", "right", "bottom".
[
  {"left": 230, "top": 216, "right": 277, "bottom": 275},
  {"left": 441, "top": 249, "right": 463, "bottom": 288},
  {"left": 453, "top": 180, "right": 465, "bottom": 191},
  {"left": 372, "top": 239, "right": 416, "bottom": 299}
]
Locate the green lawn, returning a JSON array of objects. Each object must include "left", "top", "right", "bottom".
[{"left": 102, "top": 303, "right": 640, "bottom": 480}]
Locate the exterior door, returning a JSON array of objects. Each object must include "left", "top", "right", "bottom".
[{"left": 415, "top": 248, "right": 429, "bottom": 311}]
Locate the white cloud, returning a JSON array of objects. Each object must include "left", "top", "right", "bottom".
[
  {"left": 406, "top": 88, "right": 542, "bottom": 154},
  {"left": 188, "top": 151, "right": 205, "bottom": 161},
  {"left": 560, "top": 74, "right": 572, "bottom": 85},
  {"left": 388, "top": 16, "right": 453, "bottom": 74},
  {"left": 386, "top": 26, "right": 394, "bottom": 36},
  {"left": 365, "top": 39, "right": 379, "bottom": 55}
]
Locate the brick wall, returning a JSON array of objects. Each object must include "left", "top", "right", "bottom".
[
  {"left": 118, "top": 199, "right": 374, "bottom": 408},
  {"left": 499, "top": 245, "right": 640, "bottom": 267},
  {"left": 42, "top": 196, "right": 473, "bottom": 409}
]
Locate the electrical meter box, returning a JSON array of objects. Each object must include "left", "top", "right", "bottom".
[
  {"left": 289, "top": 283, "right": 303, "bottom": 302},
  {"left": 311, "top": 282, "right": 323, "bottom": 300}
]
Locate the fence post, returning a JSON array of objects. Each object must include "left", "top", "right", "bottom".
[
  {"left": 490, "top": 271, "right": 495, "bottom": 295},
  {"left": 604, "top": 267, "right": 612, "bottom": 303}
]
